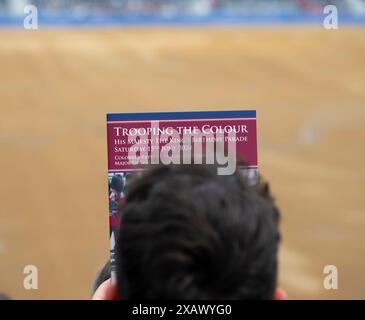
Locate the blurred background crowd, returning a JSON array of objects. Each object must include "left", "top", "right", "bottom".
[{"left": 1, "top": 0, "right": 365, "bottom": 19}]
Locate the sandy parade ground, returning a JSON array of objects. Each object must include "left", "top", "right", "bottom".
[{"left": 0, "top": 27, "right": 364, "bottom": 299}]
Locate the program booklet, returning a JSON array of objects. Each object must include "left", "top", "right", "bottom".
[{"left": 106, "top": 110, "right": 258, "bottom": 280}]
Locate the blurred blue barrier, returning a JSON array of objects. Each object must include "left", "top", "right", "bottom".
[{"left": 1, "top": 12, "right": 365, "bottom": 27}]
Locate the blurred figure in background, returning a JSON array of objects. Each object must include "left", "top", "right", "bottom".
[{"left": 109, "top": 174, "right": 125, "bottom": 236}]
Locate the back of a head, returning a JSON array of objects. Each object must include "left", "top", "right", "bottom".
[{"left": 116, "top": 164, "right": 280, "bottom": 299}]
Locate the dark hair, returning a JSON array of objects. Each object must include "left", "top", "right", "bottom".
[
  {"left": 115, "top": 164, "right": 280, "bottom": 299},
  {"left": 110, "top": 174, "right": 124, "bottom": 193}
]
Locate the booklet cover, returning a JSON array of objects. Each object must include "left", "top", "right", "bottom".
[{"left": 106, "top": 110, "right": 258, "bottom": 280}]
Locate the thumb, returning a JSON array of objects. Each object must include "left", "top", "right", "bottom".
[{"left": 92, "top": 278, "right": 118, "bottom": 300}]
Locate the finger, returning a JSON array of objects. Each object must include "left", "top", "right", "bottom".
[{"left": 92, "top": 278, "right": 118, "bottom": 300}]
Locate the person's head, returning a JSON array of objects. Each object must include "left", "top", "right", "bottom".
[
  {"left": 110, "top": 174, "right": 124, "bottom": 193},
  {"left": 115, "top": 164, "right": 281, "bottom": 299}
]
